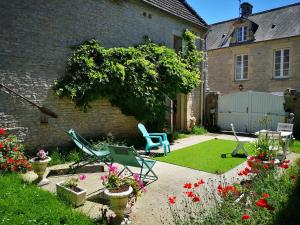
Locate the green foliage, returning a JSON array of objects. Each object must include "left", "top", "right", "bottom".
[
  {"left": 191, "top": 126, "right": 207, "bottom": 135},
  {"left": 290, "top": 140, "right": 300, "bottom": 153},
  {"left": 54, "top": 30, "right": 202, "bottom": 127},
  {"left": 0, "top": 174, "right": 96, "bottom": 225}
]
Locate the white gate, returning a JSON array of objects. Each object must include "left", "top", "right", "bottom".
[{"left": 218, "top": 91, "right": 286, "bottom": 133}]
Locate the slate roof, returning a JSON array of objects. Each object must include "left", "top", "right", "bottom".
[
  {"left": 207, "top": 3, "right": 300, "bottom": 50},
  {"left": 142, "top": 0, "right": 207, "bottom": 28}
]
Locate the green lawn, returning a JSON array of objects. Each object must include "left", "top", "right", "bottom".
[
  {"left": 154, "top": 139, "right": 248, "bottom": 174},
  {"left": 0, "top": 174, "right": 99, "bottom": 225},
  {"left": 291, "top": 140, "right": 300, "bottom": 153}
]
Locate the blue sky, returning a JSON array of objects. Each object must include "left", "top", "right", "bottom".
[{"left": 187, "top": 0, "right": 300, "bottom": 24}]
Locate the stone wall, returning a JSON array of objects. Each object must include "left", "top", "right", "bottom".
[
  {"left": 0, "top": 0, "right": 205, "bottom": 151},
  {"left": 207, "top": 36, "right": 300, "bottom": 94}
]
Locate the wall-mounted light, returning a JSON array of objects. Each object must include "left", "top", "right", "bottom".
[{"left": 239, "top": 84, "right": 244, "bottom": 91}]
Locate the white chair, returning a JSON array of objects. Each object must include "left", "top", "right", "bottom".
[
  {"left": 277, "top": 122, "right": 294, "bottom": 156},
  {"left": 277, "top": 123, "right": 293, "bottom": 132},
  {"left": 230, "top": 123, "right": 255, "bottom": 156}
]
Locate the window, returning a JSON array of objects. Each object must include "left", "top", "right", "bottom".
[
  {"left": 173, "top": 35, "right": 183, "bottom": 53},
  {"left": 274, "top": 49, "right": 290, "bottom": 78},
  {"left": 235, "top": 54, "right": 248, "bottom": 80},
  {"left": 237, "top": 26, "right": 248, "bottom": 42}
]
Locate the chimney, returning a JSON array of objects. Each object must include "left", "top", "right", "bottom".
[{"left": 241, "top": 2, "right": 253, "bottom": 17}]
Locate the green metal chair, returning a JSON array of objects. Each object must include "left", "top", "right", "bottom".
[
  {"left": 138, "top": 123, "right": 170, "bottom": 156},
  {"left": 67, "top": 129, "right": 111, "bottom": 171},
  {"left": 108, "top": 145, "right": 158, "bottom": 182}
]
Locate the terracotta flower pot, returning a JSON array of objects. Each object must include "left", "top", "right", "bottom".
[
  {"left": 30, "top": 157, "right": 51, "bottom": 186},
  {"left": 56, "top": 181, "right": 87, "bottom": 207},
  {"left": 104, "top": 186, "right": 133, "bottom": 222}
]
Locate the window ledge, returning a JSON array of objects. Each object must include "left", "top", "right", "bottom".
[
  {"left": 234, "top": 79, "right": 249, "bottom": 82},
  {"left": 272, "top": 77, "right": 289, "bottom": 80}
]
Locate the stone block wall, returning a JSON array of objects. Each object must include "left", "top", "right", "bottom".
[
  {"left": 207, "top": 36, "right": 300, "bottom": 94},
  {"left": 0, "top": 0, "right": 205, "bottom": 151}
]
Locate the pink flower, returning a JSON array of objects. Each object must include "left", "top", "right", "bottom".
[
  {"left": 108, "top": 164, "right": 118, "bottom": 174},
  {"left": 100, "top": 175, "right": 108, "bottom": 182},
  {"left": 79, "top": 174, "right": 86, "bottom": 181}
]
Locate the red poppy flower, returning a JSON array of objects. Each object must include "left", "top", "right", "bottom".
[
  {"left": 256, "top": 198, "right": 268, "bottom": 208},
  {"left": 0, "top": 142, "right": 3, "bottom": 149},
  {"left": 168, "top": 196, "right": 176, "bottom": 204},
  {"left": 192, "top": 196, "right": 200, "bottom": 202},
  {"left": 183, "top": 183, "right": 192, "bottom": 189},
  {"left": 238, "top": 171, "right": 243, "bottom": 176},
  {"left": 262, "top": 193, "right": 269, "bottom": 198},
  {"left": 284, "top": 159, "right": 290, "bottom": 164},
  {"left": 247, "top": 161, "right": 253, "bottom": 168},
  {"left": 197, "top": 179, "right": 205, "bottom": 185},
  {"left": 242, "top": 214, "right": 251, "bottom": 220},
  {"left": 263, "top": 164, "right": 269, "bottom": 170},
  {"left": 249, "top": 156, "right": 254, "bottom": 160},
  {"left": 185, "top": 191, "right": 195, "bottom": 198},
  {"left": 0, "top": 128, "right": 5, "bottom": 136},
  {"left": 290, "top": 174, "right": 296, "bottom": 180},
  {"left": 194, "top": 183, "right": 199, "bottom": 188},
  {"left": 279, "top": 164, "right": 289, "bottom": 169},
  {"left": 242, "top": 170, "right": 249, "bottom": 176},
  {"left": 7, "top": 158, "right": 14, "bottom": 164}
]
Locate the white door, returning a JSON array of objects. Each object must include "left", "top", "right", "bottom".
[{"left": 218, "top": 91, "right": 286, "bottom": 133}]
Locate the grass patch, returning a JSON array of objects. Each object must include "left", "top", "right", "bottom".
[
  {"left": 0, "top": 174, "right": 98, "bottom": 225},
  {"left": 154, "top": 139, "right": 248, "bottom": 174},
  {"left": 291, "top": 140, "right": 300, "bottom": 153}
]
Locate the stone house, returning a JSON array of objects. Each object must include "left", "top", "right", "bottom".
[
  {"left": 0, "top": 0, "right": 207, "bottom": 151},
  {"left": 206, "top": 2, "right": 300, "bottom": 94}
]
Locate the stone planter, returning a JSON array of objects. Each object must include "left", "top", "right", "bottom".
[
  {"left": 30, "top": 157, "right": 51, "bottom": 186},
  {"left": 56, "top": 181, "right": 87, "bottom": 207},
  {"left": 104, "top": 186, "right": 133, "bottom": 223}
]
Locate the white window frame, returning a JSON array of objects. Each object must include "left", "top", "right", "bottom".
[
  {"left": 273, "top": 48, "right": 290, "bottom": 79},
  {"left": 235, "top": 54, "right": 248, "bottom": 81},
  {"left": 237, "top": 26, "right": 248, "bottom": 43}
]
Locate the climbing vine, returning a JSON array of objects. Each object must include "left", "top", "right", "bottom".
[{"left": 54, "top": 30, "right": 203, "bottom": 126}]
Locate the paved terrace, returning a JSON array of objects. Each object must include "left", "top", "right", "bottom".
[{"left": 23, "top": 133, "right": 299, "bottom": 225}]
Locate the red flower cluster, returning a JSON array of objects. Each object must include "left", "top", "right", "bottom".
[
  {"left": 217, "top": 184, "right": 239, "bottom": 197},
  {"left": 255, "top": 193, "right": 274, "bottom": 210},
  {"left": 184, "top": 191, "right": 201, "bottom": 202},
  {"left": 279, "top": 163, "right": 289, "bottom": 169},
  {"left": 168, "top": 196, "right": 176, "bottom": 204},
  {"left": 0, "top": 128, "right": 31, "bottom": 174},
  {"left": 183, "top": 182, "right": 192, "bottom": 189},
  {"left": 238, "top": 167, "right": 251, "bottom": 176}
]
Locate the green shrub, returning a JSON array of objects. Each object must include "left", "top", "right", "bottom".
[
  {"left": 191, "top": 126, "right": 207, "bottom": 135},
  {"left": 53, "top": 30, "right": 202, "bottom": 128}
]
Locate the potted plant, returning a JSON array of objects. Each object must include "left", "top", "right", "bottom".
[
  {"left": 101, "top": 164, "right": 145, "bottom": 223},
  {"left": 56, "top": 175, "right": 87, "bottom": 207},
  {"left": 30, "top": 149, "right": 51, "bottom": 186}
]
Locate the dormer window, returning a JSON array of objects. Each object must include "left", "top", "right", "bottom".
[{"left": 237, "top": 26, "right": 248, "bottom": 42}]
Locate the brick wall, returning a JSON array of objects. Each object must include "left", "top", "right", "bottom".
[
  {"left": 207, "top": 36, "right": 300, "bottom": 94},
  {"left": 0, "top": 0, "right": 205, "bottom": 151}
]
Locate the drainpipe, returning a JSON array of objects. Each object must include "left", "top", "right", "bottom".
[{"left": 200, "top": 28, "right": 210, "bottom": 126}]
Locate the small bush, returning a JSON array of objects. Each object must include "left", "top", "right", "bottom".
[{"left": 191, "top": 126, "right": 207, "bottom": 135}]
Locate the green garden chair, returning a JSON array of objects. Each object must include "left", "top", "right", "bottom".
[
  {"left": 67, "top": 129, "right": 111, "bottom": 171},
  {"left": 108, "top": 145, "right": 158, "bottom": 182},
  {"left": 138, "top": 123, "right": 170, "bottom": 156}
]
